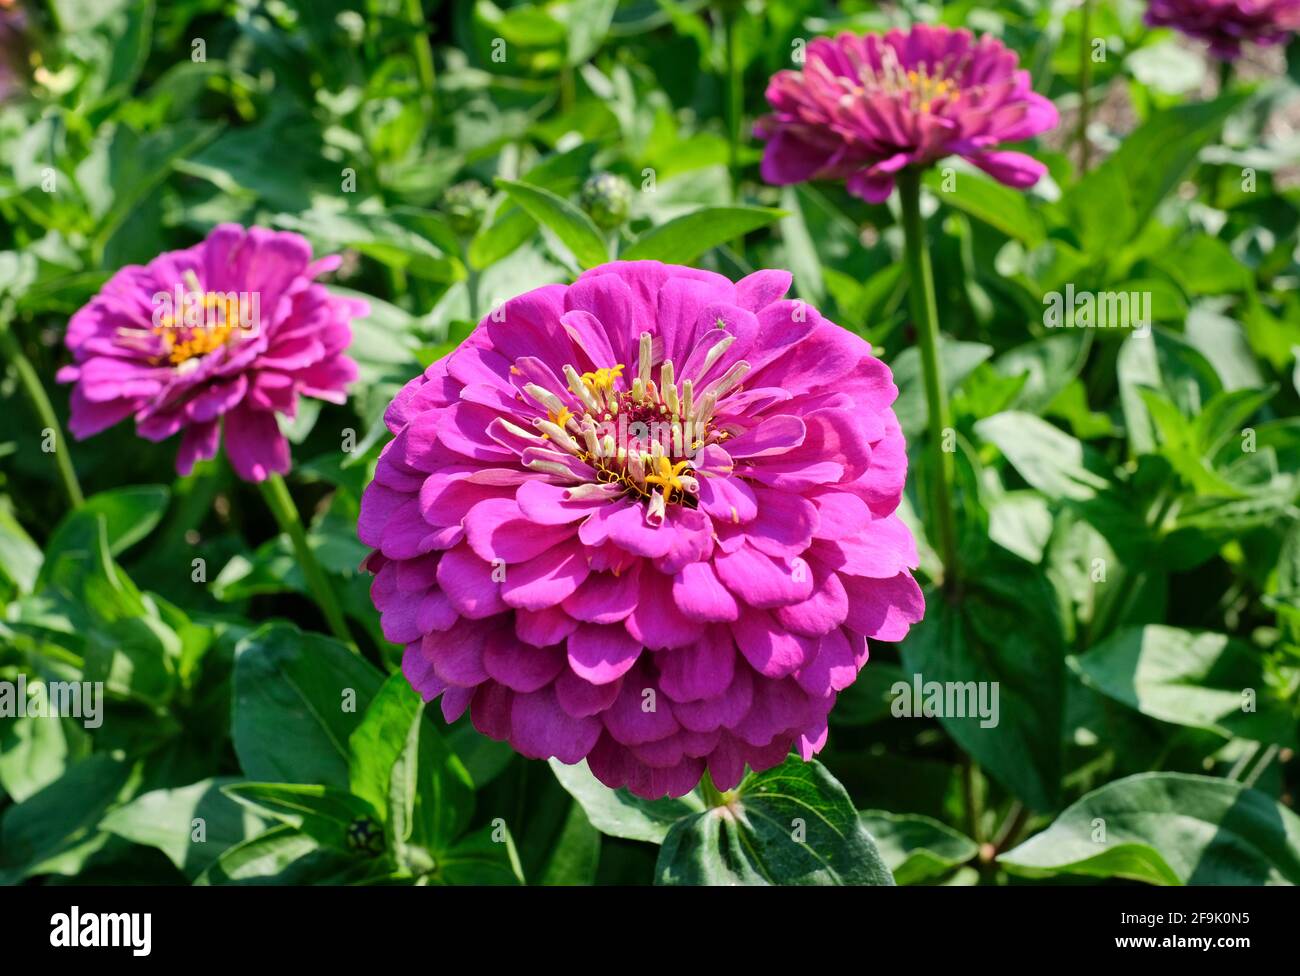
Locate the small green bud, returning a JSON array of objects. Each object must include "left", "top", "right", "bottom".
[
  {"left": 442, "top": 180, "right": 491, "bottom": 237},
  {"left": 580, "top": 172, "right": 633, "bottom": 230}
]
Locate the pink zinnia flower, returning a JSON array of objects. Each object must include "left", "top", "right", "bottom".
[
  {"left": 1144, "top": 0, "right": 1300, "bottom": 59},
  {"left": 755, "top": 24, "right": 1059, "bottom": 203},
  {"left": 0, "top": 2, "right": 27, "bottom": 103},
  {"left": 359, "top": 261, "right": 924, "bottom": 799},
  {"left": 59, "top": 224, "right": 363, "bottom": 482}
]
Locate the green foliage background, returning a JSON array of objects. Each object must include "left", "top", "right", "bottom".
[{"left": 1, "top": 0, "right": 1298, "bottom": 885}]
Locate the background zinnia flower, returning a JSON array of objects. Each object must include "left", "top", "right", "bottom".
[
  {"left": 1144, "top": 0, "right": 1300, "bottom": 59},
  {"left": 755, "top": 24, "right": 1059, "bottom": 203},
  {"left": 0, "top": 1, "right": 27, "bottom": 103},
  {"left": 58, "top": 224, "right": 363, "bottom": 482},
  {"left": 359, "top": 260, "right": 924, "bottom": 799}
]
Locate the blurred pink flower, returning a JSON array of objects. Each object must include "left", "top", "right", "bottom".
[
  {"left": 1145, "top": 0, "right": 1300, "bottom": 59},
  {"left": 59, "top": 224, "right": 362, "bottom": 482},
  {"left": 756, "top": 24, "right": 1059, "bottom": 203},
  {"left": 359, "top": 260, "right": 923, "bottom": 799},
  {"left": 0, "top": 1, "right": 28, "bottom": 102}
]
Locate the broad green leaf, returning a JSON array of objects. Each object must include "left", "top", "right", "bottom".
[
  {"left": 655, "top": 758, "right": 895, "bottom": 886},
  {"left": 0, "top": 499, "right": 42, "bottom": 594},
  {"left": 0, "top": 755, "right": 136, "bottom": 883},
  {"left": 39, "top": 486, "right": 170, "bottom": 588},
  {"left": 1070, "top": 626, "right": 1296, "bottom": 746},
  {"left": 560, "top": 0, "right": 618, "bottom": 64},
  {"left": 859, "top": 811, "right": 979, "bottom": 884},
  {"left": 194, "top": 824, "right": 380, "bottom": 885},
  {"left": 777, "top": 186, "right": 825, "bottom": 307},
  {"left": 274, "top": 209, "right": 464, "bottom": 283},
  {"left": 1118, "top": 330, "right": 1222, "bottom": 455},
  {"left": 976, "top": 411, "right": 1112, "bottom": 501},
  {"left": 100, "top": 778, "right": 267, "bottom": 880},
  {"left": 0, "top": 714, "right": 90, "bottom": 804},
  {"left": 495, "top": 179, "right": 609, "bottom": 269},
  {"left": 892, "top": 337, "right": 993, "bottom": 441},
  {"left": 622, "top": 206, "right": 785, "bottom": 264},
  {"left": 223, "top": 782, "right": 380, "bottom": 855},
  {"left": 924, "top": 167, "right": 1046, "bottom": 246},
  {"left": 994, "top": 331, "right": 1090, "bottom": 414},
  {"left": 538, "top": 802, "right": 601, "bottom": 885},
  {"left": 1059, "top": 94, "right": 1246, "bottom": 253},
  {"left": 1001, "top": 773, "right": 1300, "bottom": 885},
  {"left": 432, "top": 822, "right": 525, "bottom": 885},
  {"left": 232, "top": 623, "right": 384, "bottom": 789},
  {"left": 550, "top": 758, "right": 704, "bottom": 843},
  {"left": 900, "top": 550, "right": 1065, "bottom": 811},
  {"left": 469, "top": 144, "right": 598, "bottom": 271},
  {"left": 349, "top": 674, "right": 475, "bottom": 858}
]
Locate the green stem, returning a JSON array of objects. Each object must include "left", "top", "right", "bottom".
[
  {"left": 1242, "top": 742, "right": 1280, "bottom": 789},
  {"left": 1217, "top": 58, "right": 1232, "bottom": 95},
  {"left": 1078, "top": 0, "right": 1093, "bottom": 173},
  {"left": 723, "top": 7, "right": 744, "bottom": 251},
  {"left": 961, "top": 756, "right": 983, "bottom": 844},
  {"left": 699, "top": 768, "right": 726, "bottom": 808},
  {"left": 896, "top": 169, "right": 959, "bottom": 588},
  {"left": 258, "top": 472, "right": 354, "bottom": 648},
  {"left": 463, "top": 242, "right": 480, "bottom": 323},
  {"left": 404, "top": 0, "right": 438, "bottom": 119},
  {"left": 0, "top": 311, "right": 84, "bottom": 509}
]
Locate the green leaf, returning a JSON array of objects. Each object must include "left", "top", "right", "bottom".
[
  {"left": 893, "top": 337, "right": 993, "bottom": 441},
  {"left": 538, "top": 802, "right": 601, "bottom": 885},
  {"left": 1070, "top": 626, "right": 1296, "bottom": 746},
  {"left": 1118, "top": 330, "right": 1223, "bottom": 456},
  {"left": 1000, "top": 773, "right": 1300, "bottom": 885},
  {"left": 0, "top": 755, "right": 136, "bottom": 883},
  {"left": 976, "top": 411, "right": 1113, "bottom": 501},
  {"left": 39, "top": 486, "right": 170, "bottom": 588},
  {"left": 858, "top": 811, "right": 979, "bottom": 884},
  {"left": 900, "top": 550, "right": 1065, "bottom": 811},
  {"left": 622, "top": 206, "right": 785, "bottom": 264},
  {"left": 550, "top": 758, "right": 704, "bottom": 843},
  {"left": 0, "top": 499, "right": 42, "bottom": 594},
  {"left": 1059, "top": 94, "right": 1246, "bottom": 253},
  {"left": 99, "top": 778, "right": 267, "bottom": 880},
  {"left": 494, "top": 179, "right": 609, "bottom": 269},
  {"left": 194, "top": 824, "right": 379, "bottom": 885},
  {"left": 468, "top": 145, "right": 597, "bottom": 271},
  {"left": 924, "top": 168, "right": 1046, "bottom": 246},
  {"left": 232, "top": 623, "right": 384, "bottom": 789},
  {"left": 777, "top": 186, "right": 825, "bottom": 307},
  {"left": 223, "top": 782, "right": 379, "bottom": 855},
  {"left": 655, "top": 758, "right": 895, "bottom": 886},
  {"left": 0, "top": 714, "right": 90, "bottom": 804},
  {"left": 431, "top": 822, "right": 525, "bottom": 886},
  {"left": 349, "top": 674, "right": 475, "bottom": 858},
  {"left": 273, "top": 209, "right": 464, "bottom": 283}
]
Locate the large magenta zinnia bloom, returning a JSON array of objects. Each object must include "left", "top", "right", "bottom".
[
  {"left": 58, "top": 224, "right": 362, "bottom": 482},
  {"left": 756, "top": 25, "right": 1059, "bottom": 204},
  {"left": 359, "top": 261, "right": 924, "bottom": 799},
  {"left": 1145, "top": 0, "right": 1299, "bottom": 58}
]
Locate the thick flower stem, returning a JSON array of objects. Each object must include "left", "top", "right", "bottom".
[
  {"left": 0, "top": 311, "right": 84, "bottom": 509},
  {"left": 1077, "top": 0, "right": 1093, "bottom": 172},
  {"left": 699, "top": 768, "right": 727, "bottom": 808},
  {"left": 897, "top": 169, "right": 959, "bottom": 589},
  {"left": 258, "top": 472, "right": 355, "bottom": 649},
  {"left": 723, "top": 5, "right": 745, "bottom": 252},
  {"left": 404, "top": 0, "right": 439, "bottom": 119}
]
